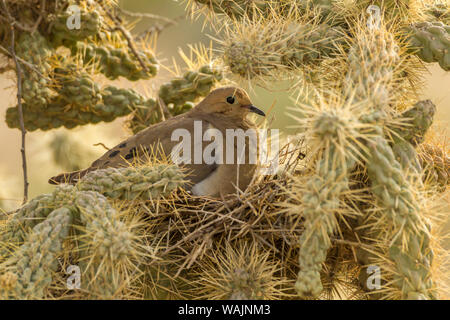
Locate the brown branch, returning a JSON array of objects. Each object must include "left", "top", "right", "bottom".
[
  {"left": 0, "top": 13, "right": 34, "bottom": 33},
  {"left": 34, "top": 0, "right": 47, "bottom": 33},
  {"left": 113, "top": 24, "right": 149, "bottom": 72}
]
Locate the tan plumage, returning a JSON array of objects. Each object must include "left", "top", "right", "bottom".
[{"left": 49, "top": 87, "right": 265, "bottom": 197}]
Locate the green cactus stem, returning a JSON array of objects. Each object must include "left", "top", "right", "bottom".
[
  {"left": 15, "top": 32, "right": 54, "bottom": 108},
  {"left": 392, "top": 100, "right": 436, "bottom": 147},
  {"left": 193, "top": 0, "right": 269, "bottom": 19},
  {"left": 128, "top": 64, "right": 222, "bottom": 133},
  {"left": 0, "top": 207, "right": 73, "bottom": 299},
  {"left": 73, "top": 39, "right": 159, "bottom": 81},
  {"left": 158, "top": 65, "right": 223, "bottom": 107},
  {"left": 78, "top": 164, "right": 186, "bottom": 200},
  {"left": 406, "top": 21, "right": 450, "bottom": 71},
  {"left": 282, "top": 23, "right": 344, "bottom": 67},
  {"left": 6, "top": 85, "right": 145, "bottom": 131},
  {"left": 49, "top": 9, "right": 102, "bottom": 48},
  {"left": 344, "top": 28, "right": 400, "bottom": 111}
]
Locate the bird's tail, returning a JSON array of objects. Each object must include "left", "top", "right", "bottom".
[{"left": 48, "top": 168, "right": 93, "bottom": 185}]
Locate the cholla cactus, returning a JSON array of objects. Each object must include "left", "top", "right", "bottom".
[
  {"left": 14, "top": 32, "right": 54, "bottom": 108},
  {"left": 290, "top": 100, "right": 364, "bottom": 298},
  {"left": 337, "top": 16, "right": 437, "bottom": 299},
  {"left": 365, "top": 135, "right": 435, "bottom": 299},
  {"left": 191, "top": 0, "right": 270, "bottom": 19},
  {"left": 49, "top": 8, "right": 102, "bottom": 47},
  {"left": 218, "top": 7, "right": 345, "bottom": 80},
  {"left": 0, "top": 207, "right": 73, "bottom": 299},
  {"left": 407, "top": 21, "right": 450, "bottom": 71},
  {"left": 419, "top": 143, "right": 450, "bottom": 188},
  {"left": 78, "top": 165, "right": 186, "bottom": 200},
  {"left": 49, "top": 132, "right": 97, "bottom": 172},
  {"left": 390, "top": 100, "right": 436, "bottom": 173}
]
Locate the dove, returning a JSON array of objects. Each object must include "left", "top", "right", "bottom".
[{"left": 49, "top": 87, "right": 266, "bottom": 197}]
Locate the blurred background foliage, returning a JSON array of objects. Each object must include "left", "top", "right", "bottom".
[{"left": 0, "top": 0, "right": 448, "bottom": 212}]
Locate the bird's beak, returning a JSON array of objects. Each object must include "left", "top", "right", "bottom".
[{"left": 243, "top": 105, "right": 265, "bottom": 117}]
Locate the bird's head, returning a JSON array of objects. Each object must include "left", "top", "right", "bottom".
[{"left": 195, "top": 87, "right": 265, "bottom": 119}]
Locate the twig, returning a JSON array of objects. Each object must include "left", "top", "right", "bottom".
[
  {"left": 93, "top": 142, "right": 110, "bottom": 151},
  {"left": 114, "top": 25, "right": 149, "bottom": 71},
  {"left": 0, "top": 64, "right": 13, "bottom": 73},
  {"left": 135, "top": 14, "right": 185, "bottom": 41},
  {"left": 1, "top": 0, "right": 31, "bottom": 204},
  {"left": 9, "top": 26, "right": 29, "bottom": 204},
  {"left": 0, "top": 14, "right": 34, "bottom": 33}
]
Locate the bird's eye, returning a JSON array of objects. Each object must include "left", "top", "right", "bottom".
[{"left": 226, "top": 96, "right": 235, "bottom": 104}]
